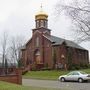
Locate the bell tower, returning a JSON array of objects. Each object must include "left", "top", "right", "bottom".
[{"left": 35, "top": 5, "right": 48, "bottom": 29}]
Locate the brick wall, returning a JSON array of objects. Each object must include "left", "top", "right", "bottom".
[{"left": 0, "top": 68, "right": 22, "bottom": 84}]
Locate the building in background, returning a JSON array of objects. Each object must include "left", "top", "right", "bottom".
[{"left": 21, "top": 8, "right": 89, "bottom": 70}]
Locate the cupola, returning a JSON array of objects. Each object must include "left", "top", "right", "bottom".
[{"left": 35, "top": 5, "right": 48, "bottom": 28}]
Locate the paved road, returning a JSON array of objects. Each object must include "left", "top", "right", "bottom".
[{"left": 22, "top": 79, "right": 90, "bottom": 90}]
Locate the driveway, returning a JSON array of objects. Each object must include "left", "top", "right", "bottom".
[{"left": 22, "top": 79, "right": 90, "bottom": 90}]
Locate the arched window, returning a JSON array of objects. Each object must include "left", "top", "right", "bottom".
[
  {"left": 36, "top": 21, "right": 39, "bottom": 28},
  {"left": 36, "top": 37, "right": 39, "bottom": 47},
  {"left": 45, "top": 20, "right": 47, "bottom": 28},
  {"left": 35, "top": 50, "right": 40, "bottom": 56},
  {"left": 40, "top": 20, "right": 44, "bottom": 27}
]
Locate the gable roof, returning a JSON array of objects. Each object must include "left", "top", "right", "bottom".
[
  {"left": 21, "top": 34, "right": 86, "bottom": 50},
  {"left": 44, "top": 35, "right": 86, "bottom": 50}
]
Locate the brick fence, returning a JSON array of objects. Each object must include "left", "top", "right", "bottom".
[{"left": 0, "top": 68, "right": 22, "bottom": 84}]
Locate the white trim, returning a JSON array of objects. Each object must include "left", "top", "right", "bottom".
[{"left": 33, "top": 30, "right": 42, "bottom": 35}]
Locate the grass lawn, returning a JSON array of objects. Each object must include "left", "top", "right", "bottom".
[
  {"left": 0, "top": 81, "right": 63, "bottom": 90},
  {"left": 23, "top": 68, "right": 90, "bottom": 80},
  {"left": 23, "top": 70, "right": 69, "bottom": 80},
  {"left": 80, "top": 68, "right": 90, "bottom": 73}
]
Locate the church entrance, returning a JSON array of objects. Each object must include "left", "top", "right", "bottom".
[
  {"left": 34, "top": 50, "right": 43, "bottom": 70},
  {"left": 35, "top": 55, "right": 41, "bottom": 64}
]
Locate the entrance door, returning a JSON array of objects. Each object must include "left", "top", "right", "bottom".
[
  {"left": 35, "top": 50, "right": 43, "bottom": 69},
  {"left": 36, "top": 55, "right": 41, "bottom": 64}
]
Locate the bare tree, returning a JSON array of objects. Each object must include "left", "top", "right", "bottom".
[
  {"left": 0, "top": 31, "right": 8, "bottom": 74},
  {"left": 7, "top": 35, "right": 25, "bottom": 67},
  {"left": 55, "top": 0, "right": 90, "bottom": 43},
  {"left": 0, "top": 31, "right": 26, "bottom": 69}
]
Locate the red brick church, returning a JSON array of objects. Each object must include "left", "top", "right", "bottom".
[{"left": 21, "top": 9, "right": 89, "bottom": 70}]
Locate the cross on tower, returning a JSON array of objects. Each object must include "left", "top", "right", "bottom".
[{"left": 40, "top": 3, "right": 43, "bottom": 11}]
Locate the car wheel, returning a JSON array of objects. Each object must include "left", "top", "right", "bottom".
[
  {"left": 78, "top": 78, "right": 83, "bottom": 83},
  {"left": 60, "top": 77, "right": 65, "bottom": 82}
]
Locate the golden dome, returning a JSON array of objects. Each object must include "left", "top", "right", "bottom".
[
  {"left": 35, "top": 10, "right": 48, "bottom": 20},
  {"left": 36, "top": 10, "right": 48, "bottom": 16}
]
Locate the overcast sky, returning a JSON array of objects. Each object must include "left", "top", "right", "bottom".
[{"left": 0, "top": 0, "right": 90, "bottom": 58}]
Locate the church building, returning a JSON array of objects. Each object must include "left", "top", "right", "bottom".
[{"left": 21, "top": 8, "right": 89, "bottom": 70}]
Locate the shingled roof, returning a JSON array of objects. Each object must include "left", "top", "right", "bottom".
[
  {"left": 44, "top": 35, "right": 86, "bottom": 50},
  {"left": 21, "top": 35, "right": 86, "bottom": 50}
]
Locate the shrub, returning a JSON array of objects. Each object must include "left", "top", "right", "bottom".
[
  {"left": 31, "top": 63, "right": 37, "bottom": 71},
  {"left": 75, "top": 65, "right": 81, "bottom": 70},
  {"left": 80, "top": 63, "right": 89, "bottom": 69},
  {"left": 68, "top": 64, "right": 81, "bottom": 70},
  {"left": 87, "top": 64, "right": 90, "bottom": 68},
  {"left": 41, "top": 63, "right": 52, "bottom": 71},
  {"left": 22, "top": 70, "right": 28, "bottom": 75},
  {"left": 41, "top": 67, "right": 52, "bottom": 71},
  {"left": 44, "top": 63, "right": 48, "bottom": 68},
  {"left": 68, "top": 63, "right": 90, "bottom": 70},
  {"left": 83, "top": 64, "right": 89, "bottom": 69}
]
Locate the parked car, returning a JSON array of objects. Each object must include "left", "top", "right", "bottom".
[{"left": 58, "top": 71, "right": 90, "bottom": 83}]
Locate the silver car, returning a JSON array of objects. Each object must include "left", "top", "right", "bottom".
[{"left": 58, "top": 71, "right": 90, "bottom": 83}]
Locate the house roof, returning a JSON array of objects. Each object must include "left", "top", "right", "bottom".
[{"left": 44, "top": 35, "right": 86, "bottom": 50}]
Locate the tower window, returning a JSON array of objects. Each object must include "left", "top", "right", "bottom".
[
  {"left": 40, "top": 20, "right": 44, "bottom": 27},
  {"left": 36, "top": 20, "right": 39, "bottom": 28},
  {"left": 45, "top": 20, "right": 47, "bottom": 28}
]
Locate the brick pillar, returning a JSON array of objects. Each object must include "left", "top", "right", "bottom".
[{"left": 16, "top": 68, "right": 22, "bottom": 85}]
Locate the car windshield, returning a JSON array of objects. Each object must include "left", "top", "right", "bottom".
[
  {"left": 67, "top": 72, "right": 73, "bottom": 75},
  {"left": 80, "top": 71, "right": 87, "bottom": 74}
]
